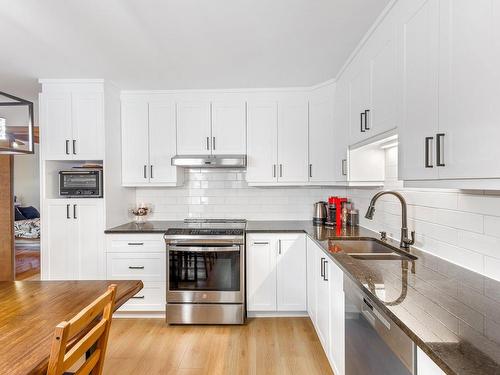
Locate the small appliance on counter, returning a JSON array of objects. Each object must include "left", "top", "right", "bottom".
[
  {"left": 313, "top": 201, "right": 327, "bottom": 224},
  {"left": 325, "top": 196, "right": 349, "bottom": 227},
  {"left": 59, "top": 166, "right": 103, "bottom": 198}
]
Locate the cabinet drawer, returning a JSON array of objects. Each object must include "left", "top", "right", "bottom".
[
  {"left": 117, "top": 281, "right": 165, "bottom": 312},
  {"left": 106, "top": 234, "right": 165, "bottom": 252},
  {"left": 106, "top": 252, "right": 165, "bottom": 281}
]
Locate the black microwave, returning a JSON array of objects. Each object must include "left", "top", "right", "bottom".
[{"left": 59, "top": 169, "right": 103, "bottom": 198}]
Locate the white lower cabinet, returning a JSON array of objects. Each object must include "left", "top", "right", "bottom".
[
  {"left": 105, "top": 234, "right": 166, "bottom": 312},
  {"left": 307, "top": 236, "right": 345, "bottom": 375},
  {"left": 247, "top": 233, "right": 307, "bottom": 313},
  {"left": 42, "top": 199, "right": 104, "bottom": 280}
]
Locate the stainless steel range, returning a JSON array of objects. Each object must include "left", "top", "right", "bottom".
[{"left": 164, "top": 219, "right": 246, "bottom": 324}]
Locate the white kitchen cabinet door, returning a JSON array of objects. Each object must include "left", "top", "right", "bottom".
[
  {"left": 121, "top": 101, "right": 150, "bottom": 186},
  {"left": 316, "top": 255, "right": 331, "bottom": 354},
  {"left": 73, "top": 200, "right": 104, "bottom": 280},
  {"left": 307, "top": 237, "right": 318, "bottom": 323},
  {"left": 309, "top": 89, "right": 335, "bottom": 183},
  {"left": 369, "top": 18, "right": 398, "bottom": 137},
  {"left": 71, "top": 92, "right": 104, "bottom": 159},
  {"left": 42, "top": 200, "right": 75, "bottom": 280},
  {"left": 246, "top": 236, "right": 277, "bottom": 311},
  {"left": 417, "top": 347, "right": 445, "bottom": 375},
  {"left": 40, "top": 92, "right": 73, "bottom": 160},
  {"left": 329, "top": 261, "right": 345, "bottom": 375},
  {"left": 176, "top": 101, "right": 211, "bottom": 155},
  {"left": 246, "top": 101, "right": 278, "bottom": 183},
  {"left": 276, "top": 234, "right": 307, "bottom": 311},
  {"left": 398, "top": 0, "right": 440, "bottom": 180},
  {"left": 211, "top": 101, "right": 246, "bottom": 155},
  {"left": 148, "top": 102, "right": 179, "bottom": 185},
  {"left": 349, "top": 61, "right": 371, "bottom": 145},
  {"left": 333, "top": 78, "right": 350, "bottom": 182},
  {"left": 277, "top": 101, "right": 309, "bottom": 183},
  {"left": 437, "top": 0, "right": 500, "bottom": 180}
]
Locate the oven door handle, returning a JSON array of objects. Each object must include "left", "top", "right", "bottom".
[{"left": 167, "top": 245, "right": 240, "bottom": 253}]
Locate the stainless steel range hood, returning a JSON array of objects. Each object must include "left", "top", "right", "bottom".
[{"left": 171, "top": 155, "right": 247, "bottom": 168}]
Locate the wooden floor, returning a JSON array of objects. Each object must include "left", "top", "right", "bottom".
[
  {"left": 104, "top": 317, "right": 334, "bottom": 375},
  {"left": 15, "top": 242, "right": 40, "bottom": 280}
]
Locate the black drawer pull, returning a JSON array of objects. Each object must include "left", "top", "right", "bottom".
[
  {"left": 436, "top": 133, "right": 445, "bottom": 167},
  {"left": 127, "top": 242, "right": 144, "bottom": 246},
  {"left": 131, "top": 295, "right": 145, "bottom": 299},
  {"left": 128, "top": 266, "right": 145, "bottom": 270},
  {"left": 253, "top": 242, "right": 269, "bottom": 245}
]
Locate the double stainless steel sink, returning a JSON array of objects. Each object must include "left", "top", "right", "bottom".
[{"left": 331, "top": 238, "right": 417, "bottom": 261}]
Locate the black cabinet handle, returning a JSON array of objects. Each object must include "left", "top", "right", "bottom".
[
  {"left": 65, "top": 140, "right": 69, "bottom": 155},
  {"left": 320, "top": 257, "right": 325, "bottom": 278},
  {"left": 73, "top": 204, "right": 77, "bottom": 219},
  {"left": 364, "top": 109, "right": 370, "bottom": 130},
  {"left": 131, "top": 295, "right": 145, "bottom": 299},
  {"left": 128, "top": 266, "right": 145, "bottom": 270},
  {"left": 253, "top": 242, "right": 269, "bottom": 245},
  {"left": 206, "top": 137, "right": 210, "bottom": 150},
  {"left": 360, "top": 112, "right": 366, "bottom": 132},
  {"left": 342, "top": 159, "right": 347, "bottom": 176},
  {"left": 273, "top": 164, "right": 276, "bottom": 178},
  {"left": 323, "top": 260, "right": 328, "bottom": 281},
  {"left": 127, "top": 242, "right": 144, "bottom": 246},
  {"left": 279, "top": 164, "right": 283, "bottom": 178},
  {"left": 143, "top": 165, "right": 147, "bottom": 179},
  {"left": 66, "top": 204, "right": 70, "bottom": 219},
  {"left": 72, "top": 140, "right": 76, "bottom": 154},
  {"left": 436, "top": 133, "right": 445, "bottom": 167},
  {"left": 425, "top": 137, "right": 434, "bottom": 168},
  {"left": 213, "top": 136, "right": 216, "bottom": 150},
  {"left": 150, "top": 165, "right": 153, "bottom": 179},
  {"left": 309, "top": 164, "right": 312, "bottom": 178}
]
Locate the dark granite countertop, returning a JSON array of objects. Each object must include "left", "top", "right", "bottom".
[
  {"left": 104, "top": 221, "right": 183, "bottom": 233},
  {"left": 107, "top": 220, "right": 500, "bottom": 374}
]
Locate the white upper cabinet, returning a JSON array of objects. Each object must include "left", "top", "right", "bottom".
[
  {"left": 177, "top": 100, "right": 246, "bottom": 155},
  {"left": 71, "top": 92, "right": 104, "bottom": 160},
  {"left": 121, "top": 99, "right": 181, "bottom": 187},
  {"left": 332, "top": 79, "right": 349, "bottom": 182},
  {"left": 121, "top": 101, "right": 150, "bottom": 185},
  {"left": 348, "top": 59, "right": 371, "bottom": 145},
  {"left": 309, "top": 85, "right": 336, "bottom": 183},
  {"left": 246, "top": 101, "right": 278, "bottom": 183},
  {"left": 149, "top": 102, "right": 178, "bottom": 185},
  {"left": 211, "top": 101, "right": 246, "bottom": 155},
  {"left": 41, "top": 92, "right": 73, "bottom": 160},
  {"left": 398, "top": 0, "right": 440, "bottom": 181},
  {"left": 368, "top": 15, "right": 398, "bottom": 137},
  {"left": 437, "top": 0, "right": 500, "bottom": 180},
  {"left": 40, "top": 89, "right": 104, "bottom": 160},
  {"left": 278, "top": 100, "right": 309, "bottom": 183},
  {"left": 176, "top": 101, "right": 211, "bottom": 155}
]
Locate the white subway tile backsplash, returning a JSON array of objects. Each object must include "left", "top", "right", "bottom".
[{"left": 137, "top": 169, "right": 341, "bottom": 221}]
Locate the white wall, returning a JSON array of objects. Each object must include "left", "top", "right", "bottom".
[
  {"left": 13, "top": 143, "right": 40, "bottom": 209},
  {"left": 348, "top": 145, "right": 500, "bottom": 281},
  {"left": 136, "top": 169, "right": 343, "bottom": 221}
]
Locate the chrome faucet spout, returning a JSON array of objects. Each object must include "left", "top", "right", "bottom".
[{"left": 364, "top": 191, "right": 415, "bottom": 249}]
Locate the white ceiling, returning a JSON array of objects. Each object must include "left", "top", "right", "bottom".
[{"left": 0, "top": 0, "right": 390, "bottom": 100}]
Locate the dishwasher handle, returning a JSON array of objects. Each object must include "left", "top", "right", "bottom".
[{"left": 362, "top": 297, "right": 391, "bottom": 330}]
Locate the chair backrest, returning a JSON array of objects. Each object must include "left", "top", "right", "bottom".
[{"left": 47, "top": 284, "right": 117, "bottom": 375}]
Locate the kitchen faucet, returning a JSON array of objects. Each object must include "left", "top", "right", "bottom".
[{"left": 364, "top": 191, "right": 415, "bottom": 249}]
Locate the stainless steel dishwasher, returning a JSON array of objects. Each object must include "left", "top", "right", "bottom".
[{"left": 344, "top": 276, "right": 416, "bottom": 374}]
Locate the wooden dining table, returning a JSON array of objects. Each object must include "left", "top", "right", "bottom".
[{"left": 0, "top": 280, "right": 143, "bottom": 375}]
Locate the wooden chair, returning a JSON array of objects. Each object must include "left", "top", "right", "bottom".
[{"left": 46, "top": 284, "right": 117, "bottom": 375}]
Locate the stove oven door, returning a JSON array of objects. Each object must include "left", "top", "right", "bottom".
[{"left": 167, "top": 242, "right": 244, "bottom": 303}]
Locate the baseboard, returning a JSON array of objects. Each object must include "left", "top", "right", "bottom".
[
  {"left": 113, "top": 311, "right": 166, "bottom": 319},
  {"left": 247, "top": 311, "right": 309, "bottom": 318}
]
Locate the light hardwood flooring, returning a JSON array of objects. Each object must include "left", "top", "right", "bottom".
[{"left": 104, "top": 317, "right": 334, "bottom": 375}]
